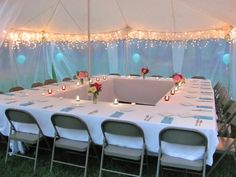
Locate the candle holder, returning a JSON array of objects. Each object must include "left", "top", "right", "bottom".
[
  {"left": 76, "top": 95, "right": 80, "bottom": 102},
  {"left": 61, "top": 85, "right": 66, "bottom": 90},
  {"left": 131, "top": 102, "right": 136, "bottom": 105},
  {"left": 89, "top": 79, "right": 93, "bottom": 84},
  {"left": 113, "top": 98, "right": 119, "bottom": 105},
  {"left": 96, "top": 77, "right": 100, "bottom": 82},
  {"left": 76, "top": 82, "right": 80, "bottom": 86},
  {"left": 164, "top": 95, "right": 170, "bottom": 101},
  {"left": 170, "top": 90, "right": 175, "bottom": 95},
  {"left": 48, "top": 89, "right": 52, "bottom": 94},
  {"left": 103, "top": 76, "right": 107, "bottom": 80}
]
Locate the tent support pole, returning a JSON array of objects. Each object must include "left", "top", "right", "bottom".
[{"left": 88, "top": 0, "right": 91, "bottom": 76}]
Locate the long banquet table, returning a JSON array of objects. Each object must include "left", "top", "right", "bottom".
[{"left": 0, "top": 76, "right": 218, "bottom": 165}]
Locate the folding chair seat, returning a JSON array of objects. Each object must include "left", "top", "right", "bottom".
[
  {"left": 44, "top": 79, "right": 57, "bottom": 85},
  {"left": 5, "top": 108, "right": 47, "bottom": 172},
  {"left": 50, "top": 113, "right": 95, "bottom": 177},
  {"left": 31, "top": 82, "right": 43, "bottom": 88},
  {"left": 99, "top": 119, "right": 147, "bottom": 177},
  {"left": 9, "top": 86, "right": 24, "bottom": 92},
  {"left": 156, "top": 127, "right": 208, "bottom": 177}
]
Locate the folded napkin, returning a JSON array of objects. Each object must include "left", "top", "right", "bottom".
[
  {"left": 199, "top": 97, "right": 213, "bottom": 100},
  {"left": 193, "top": 115, "right": 213, "bottom": 120},
  {"left": 200, "top": 87, "right": 211, "bottom": 90},
  {"left": 4, "top": 93, "right": 15, "bottom": 96},
  {"left": 42, "top": 105, "right": 53, "bottom": 109},
  {"left": 20, "top": 101, "right": 34, "bottom": 106},
  {"left": 160, "top": 116, "right": 174, "bottom": 124},
  {"left": 60, "top": 107, "right": 75, "bottom": 112},
  {"left": 110, "top": 111, "right": 124, "bottom": 118},
  {"left": 196, "top": 105, "right": 213, "bottom": 109},
  {"left": 6, "top": 100, "right": 17, "bottom": 104}
]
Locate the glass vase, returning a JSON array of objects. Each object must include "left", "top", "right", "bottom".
[
  {"left": 80, "top": 78, "right": 84, "bottom": 85},
  {"left": 92, "top": 94, "right": 97, "bottom": 104}
]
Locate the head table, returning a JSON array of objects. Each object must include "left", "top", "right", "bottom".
[{"left": 0, "top": 76, "right": 218, "bottom": 166}]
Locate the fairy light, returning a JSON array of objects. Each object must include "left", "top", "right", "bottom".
[{"left": 3, "top": 26, "right": 236, "bottom": 49}]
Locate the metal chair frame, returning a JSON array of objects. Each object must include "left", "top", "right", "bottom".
[
  {"left": 99, "top": 119, "right": 147, "bottom": 177},
  {"left": 156, "top": 127, "right": 208, "bottom": 177},
  {"left": 50, "top": 113, "right": 95, "bottom": 177},
  {"left": 5, "top": 108, "right": 47, "bottom": 172}
]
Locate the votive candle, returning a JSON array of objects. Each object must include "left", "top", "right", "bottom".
[
  {"left": 113, "top": 98, "right": 118, "bottom": 105},
  {"left": 164, "top": 95, "right": 170, "bottom": 101},
  {"left": 48, "top": 89, "right": 52, "bottom": 94}
]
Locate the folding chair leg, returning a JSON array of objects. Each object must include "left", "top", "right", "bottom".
[
  {"left": 99, "top": 143, "right": 105, "bottom": 177},
  {"left": 84, "top": 144, "right": 90, "bottom": 177},
  {"left": 138, "top": 149, "right": 144, "bottom": 177},
  {"left": 5, "top": 137, "right": 10, "bottom": 163},
  {"left": 33, "top": 138, "right": 40, "bottom": 172},
  {"left": 50, "top": 136, "right": 57, "bottom": 172}
]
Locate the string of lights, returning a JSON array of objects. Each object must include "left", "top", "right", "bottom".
[{"left": 2, "top": 26, "right": 235, "bottom": 49}]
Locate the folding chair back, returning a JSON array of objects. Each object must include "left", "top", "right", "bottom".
[
  {"left": 191, "top": 76, "right": 206, "bottom": 79},
  {"left": 129, "top": 74, "right": 141, "bottom": 77},
  {"left": 9, "top": 86, "right": 24, "bottom": 92},
  {"left": 160, "top": 128, "right": 207, "bottom": 147},
  {"left": 31, "top": 82, "right": 43, "bottom": 88},
  {"left": 62, "top": 77, "right": 72, "bottom": 81},
  {"left": 102, "top": 119, "right": 144, "bottom": 140},
  {"left": 109, "top": 73, "right": 121, "bottom": 76},
  {"left": 51, "top": 114, "right": 90, "bottom": 136},
  {"left": 44, "top": 79, "right": 57, "bottom": 85}
]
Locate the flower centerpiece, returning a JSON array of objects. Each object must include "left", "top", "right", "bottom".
[
  {"left": 141, "top": 67, "right": 149, "bottom": 79},
  {"left": 172, "top": 73, "right": 185, "bottom": 86},
  {"left": 88, "top": 82, "right": 102, "bottom": 104},
  {"left": 76, "top": 71, "right": 89, "bottom": 84}
]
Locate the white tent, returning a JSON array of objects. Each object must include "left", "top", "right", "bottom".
[
  {"left": 0, "top": 0, "right": 236, "bottom": 99},
  {"left": 1, "top": 0, "right": 236, "bottom": 34}
]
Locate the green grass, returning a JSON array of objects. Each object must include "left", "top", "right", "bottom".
[{"left": 0, "top": 142, "right": 236, "bottom": 177}]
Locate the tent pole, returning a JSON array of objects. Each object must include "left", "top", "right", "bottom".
[
  {"left": 88, "top": 0, "right": 91, "bottom": 76},
  {"left": 125, "top": 26, "right": 130, "bottom": 76}
]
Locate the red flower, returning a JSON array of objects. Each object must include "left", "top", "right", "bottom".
[
  {"left": 91, "top": 82, "right": 102, "bottom": 92},
  {"left": 141, "top": 67, "right": 149, "bottom": 75}
]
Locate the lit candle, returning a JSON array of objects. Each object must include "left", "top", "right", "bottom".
[
  {"left": 61, "top": 85, "right": 66, "bottom": 90},
  {"left": 156, "top": 77, "right": 159, "bottom": 80},
  {"left": 174, "top": 86, "right": 178, "bottom": 91},
  {"left": 48, "top": 89, "right": 52, "bottom": 94},
  {"left": 89, "top": 79, "right": 93, "bottom": 84},
  {"left": 128, "top": 75, "right": 131, "bottom": 78},
  {"left": 131, "top": 102, "right": 136, "bottom": 105},
  {"left": 103, "top": 76, "right": 107, "bottom": 80},
  {"left": 76, "top": 95, "right": 80, "bottom": 102},
  {"left": 164, "top": 95, "right": 170, "bottom": 101},
  {"left": 76, "top": 82, "right": 80, "bottom": 86},
  {"left": 170, "top": 90, "right": 175, "bottom": 95},
  {"left": 96, "top": 77, "right": 100, "bottom": 81},
  {"left": 113, "top": 98, "right": 119, "bottom": 105}
]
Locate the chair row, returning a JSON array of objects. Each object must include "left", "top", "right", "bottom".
[{"left": 3, "top": 108, "right": 214, "bottom": 177}]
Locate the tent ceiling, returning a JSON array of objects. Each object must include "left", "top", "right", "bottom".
[{"left": 4, "top": 0, "right": 236, "bottom": 34}]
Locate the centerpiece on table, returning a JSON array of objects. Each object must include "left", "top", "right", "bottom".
[
  {"left": 141, "top": 67, "right": 149, "bottom": 79},
  {"left": 88, "top": 82, "right": 102, "bottom": 104},
  {"left": 172, "top": 73, "right": 185, "bottom": 86},
  {"left": 76, "top": 71, "right": 89, "bottom": 84}
]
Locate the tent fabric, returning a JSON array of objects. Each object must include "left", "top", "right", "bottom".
[
  {"left": 0, "top": 0, "right": 236, "bottom": 100},
  {"left": 1, "top": 0, "right": 236, "bottom": 34}
]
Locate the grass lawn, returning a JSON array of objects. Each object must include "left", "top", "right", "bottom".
[{"left": 0, "top": 140, "right": 235, "bottom": 177}]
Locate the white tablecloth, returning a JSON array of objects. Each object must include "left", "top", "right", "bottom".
[{"left": 0, "top": 76, "right": 218, "bottom": 165}]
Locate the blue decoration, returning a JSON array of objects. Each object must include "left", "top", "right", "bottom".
[
  {"left": 16, "top": 55, "right": 26, "bottom": 65},
  {"left": 56, "top": 52, "right": 64, "bottom": 62},
  {"left": 132, "top": 53, "right": 141, "bottom": 63},
  {"left": 223, "top": 53, "right": 230, "bottom": 65}
]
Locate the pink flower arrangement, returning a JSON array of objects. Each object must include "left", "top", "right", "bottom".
[
  {"left": 172, "top": 73, "right": 185, "bottom": 85},
  {"left": 88, "top": 82, "right": 102, "bottom": 95},
  {"left": 76, "top": 71, "right": 88, "bottom": 79}
]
